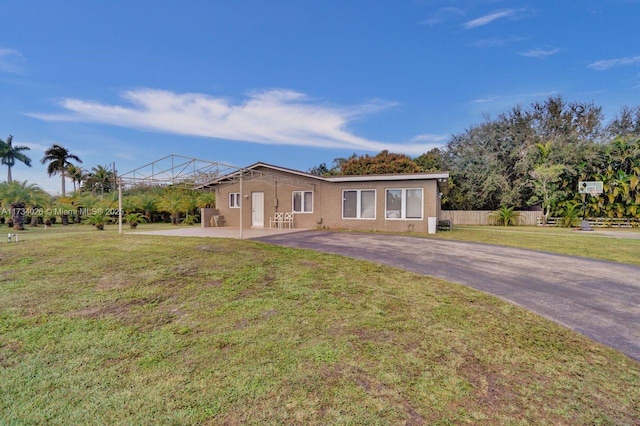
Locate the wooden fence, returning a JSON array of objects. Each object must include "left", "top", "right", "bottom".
[
  {"left": 441, "top": 210, "right": 542, "bottom": 226},
  {"left": 541, "top": 217, "right": 639, "bottom": 228}
]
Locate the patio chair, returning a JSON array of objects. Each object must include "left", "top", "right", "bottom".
[
  {"left": 270, "top": 212, "right": 284, "bottom": 229},
  {"left": 283, "top": 212, "right": 294, "bottom": 229}
]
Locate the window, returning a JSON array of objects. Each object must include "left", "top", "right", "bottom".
[
  {"left": 343, "top": 190, "right": 376, "bottom": 219},
  {"left": 292, "top": 191, "right": 313, "bottom": 213},
  {"left": 385, "top": 188, "right": 423, "bottom": 219},
  {"left": 229, "top": 193, "right": 240, "bottom": 208}
]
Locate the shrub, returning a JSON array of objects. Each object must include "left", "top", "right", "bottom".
[{"left": 488, "top": 206, "right": 522, "bottom": 226}]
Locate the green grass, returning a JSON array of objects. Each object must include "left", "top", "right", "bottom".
[
  {"left": 426, "top": 225, "right": 640, "bottom": 266},
  {"left": 0, "top": 225, "right": 638, "bottom": 424}
]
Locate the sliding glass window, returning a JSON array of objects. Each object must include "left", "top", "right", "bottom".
[{"left": 342, "top": 190, "right": 376, "bottom": 219}]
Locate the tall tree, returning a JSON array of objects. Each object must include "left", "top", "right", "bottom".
[
  {"left": 593, "top": 137, "right": 640, "bottom": 219},
  {"left": 0, "top": 135, "right": 32, "bottom": 183},
  {"left": 606, "top": 105, "right": 640, "bottom": 139},
  {"left": 309, "top": 154, "right": 357, "bottom": 176},
  {"left": 67, "top": 164, "right": 85, "bottom": 193},
  {"left": 530, "top": 96, "right": 604, "bottom": 144},
  {"left": 442, "top": 96, "right": 605, "bottom": 210},
  {"left": 414, "top": 147, "right": 444, "bottom": 172},
  {"left": 85, "top": 164, "right": 115, "bottom": 197},
  {"left": 340, "top": 150, "right": 420, "bottom": 175},
  {"left": 529, "top": 164, "right": 565, "bottom": 224},
  {"left": 40, "top": 144, "right": 82, "bottom": 196}
]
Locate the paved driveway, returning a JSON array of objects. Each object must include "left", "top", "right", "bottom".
[{"left": 254, "top": 231, "right": 640, "bottom": 361}]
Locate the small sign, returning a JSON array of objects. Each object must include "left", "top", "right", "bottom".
[{"left": 578, "top": 181, "right": 603, "bottom": 194}]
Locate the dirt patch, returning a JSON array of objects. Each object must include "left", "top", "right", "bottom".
[
  {"left": 0, "top": 341, "right": 23, "bottom": 368},
  {"left": 0, "top": 271, "right": 14, "bottom": 283},
  {"left": 262, "top": 309, "right": 279, "bottom": 319},
  {"left": 70, "top": 295, "right": 175, "bottom": 329},
  {"left": 321, "top": 364, "right": 427, "bottom": 424},
  {"left": 172, "top": 265, "right": 198, "bottom": 277},
  {"left": 96, "top": 272, "right": 132, "bottom": 291},
  {"left": 234, "top": 318, "right": 249, "bottom": 330},
  {"left": 350, "top": 328, "right": 395, "bottom": 343},
  {"left": 455, "top": 352, "right": 508, "bottom": 412}
]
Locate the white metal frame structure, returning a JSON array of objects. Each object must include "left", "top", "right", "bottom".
[{"left": 116, "top": 154, "right": 242, "bottom": 236}]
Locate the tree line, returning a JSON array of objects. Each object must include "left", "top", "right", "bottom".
[
  {"left": 310, "top": 96, "right": 640, "bottom": 222},
  {"left": 0, "top": 139, "right": 216, "bottom": 230}
]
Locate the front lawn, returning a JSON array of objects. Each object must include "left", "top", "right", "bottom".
[{"left": 1, "top": 230, "right": 638, "bottom": 424}]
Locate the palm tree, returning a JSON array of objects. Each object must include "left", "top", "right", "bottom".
[
  {"left": 196, "top": 191, "right": 216, "bottom": 209},
  {"left": 84, "top": 211, "right": 111, "bottom": 230},
  {"left": 54, "top": 196, "right": 75, "bottom": 225},
  {"left": 0, "top": 181, "right": 48, "bottom": 230},
  {"left": 40, "top": 144, "right": 82, "bottom": 196},
  {"left": 488, "top": 206, "right": 522, "bottom": 226},
  {"left": 85, "top": 165, "right": 115, "bottom": 197},
  {"left": 0, "top": 135, "right": 32, "bottom": 183},
  {"left": 120, "top": 196, "right": 138, "bottom": 215},
  {"left": 134, "top": 193, "right": 159, "bottom": 220},
  {"left": 557, "top": 201, "right": 582, "bottom": 227},
  {"left": 67, "top": 164, "right": 84, "bottom": 193},
  {"left": 158, "top": 191, "right": 187, "bottom": 224},
  {"left": 123, "top": 212, "right": 147, "bottom": 229}
]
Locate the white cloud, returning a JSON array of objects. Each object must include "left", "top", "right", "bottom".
[
  {"left": 0, "top": 47, "right": 24, "bottom": 73},
  {"left": 22, "top": 142, "right": 49, "bottom": 153},
  {"left": 410, "top": 133, "right": 449, "bottom": 143},
  {"left": 471, "top": 90, "right": 559, "bottom": 104},
  {"left": 517, "top": 48, "right": 561, "bottom": 58},
  {"left": 469, "top": 36, "right": 527, "bottom": 48},
  {"left": 463, "top": 9, "right": 520, "bottom": 29},
  {"left": 472, "top": 96, "right": 499, "bottom": 104},
  {"left": 588, "top": 56, "right": 640, "bottom": 71},
  {"left": 419, "top": 7, "right": 464, "bottom": 26},
  {"left": 27, "top": 88, "right": 433, "bottom": 155}
]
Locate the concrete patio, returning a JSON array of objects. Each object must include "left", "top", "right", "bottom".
[{"left": 128, "top": 226, "right": 310, "bottom": 239}]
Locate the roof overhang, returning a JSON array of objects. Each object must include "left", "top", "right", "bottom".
[
  {"left": 202, "top": 162, "right": 450, "bottom": 186},
  {"left": 325, "top": 172, "right": 449, "bottom": 182}
]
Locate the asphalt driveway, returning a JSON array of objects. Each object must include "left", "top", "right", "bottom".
[{"left": 254, "top": 231, "right": 640, "bottom": 361}]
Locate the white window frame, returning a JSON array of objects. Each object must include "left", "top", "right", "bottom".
[
  {"left": 292, "top": 190, "right": 313, "bottom": 213},
  {"left": 229, "top": 192, "right": 241, "bottom": 209},
  {"left": 385, "top": 188, "right": 423, "bottom": 220},
  {"left": 342, "top": 189, "right": 376, "bottom": 220}
]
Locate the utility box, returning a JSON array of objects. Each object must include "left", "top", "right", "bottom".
[{"left": 427, "top": 217, "right": 437, "bottom": 234}]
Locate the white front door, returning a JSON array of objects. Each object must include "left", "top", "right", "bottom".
[{"left": 252, "top": 192, "right": 264, "bottom": 227}]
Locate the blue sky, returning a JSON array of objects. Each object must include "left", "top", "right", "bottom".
[{"left": 1, "top": 0, "right": 639, "bottom": 194}]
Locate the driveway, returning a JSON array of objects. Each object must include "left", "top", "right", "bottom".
[{"left": 254, "top": 231, "right": 640, "bottom": 361}]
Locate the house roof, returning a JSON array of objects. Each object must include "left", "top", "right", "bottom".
[{"left": 200, "top": 161, "right": 449, "bottom": 190}]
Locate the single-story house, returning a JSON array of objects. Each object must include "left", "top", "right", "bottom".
[{"left": 200, "top": 162, "right": 449, "bottom": 234}]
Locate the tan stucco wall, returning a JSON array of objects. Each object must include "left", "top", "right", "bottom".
[{"left": 209, "top": 168, "right": 442, "bottom": 233}]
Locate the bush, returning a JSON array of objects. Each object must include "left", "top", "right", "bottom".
[
  {"left": 557, "top": 202, "right": 582, "bottom": 227},
  {"left": 488, "top": 206, "right": 522, "bottom": 226}
]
